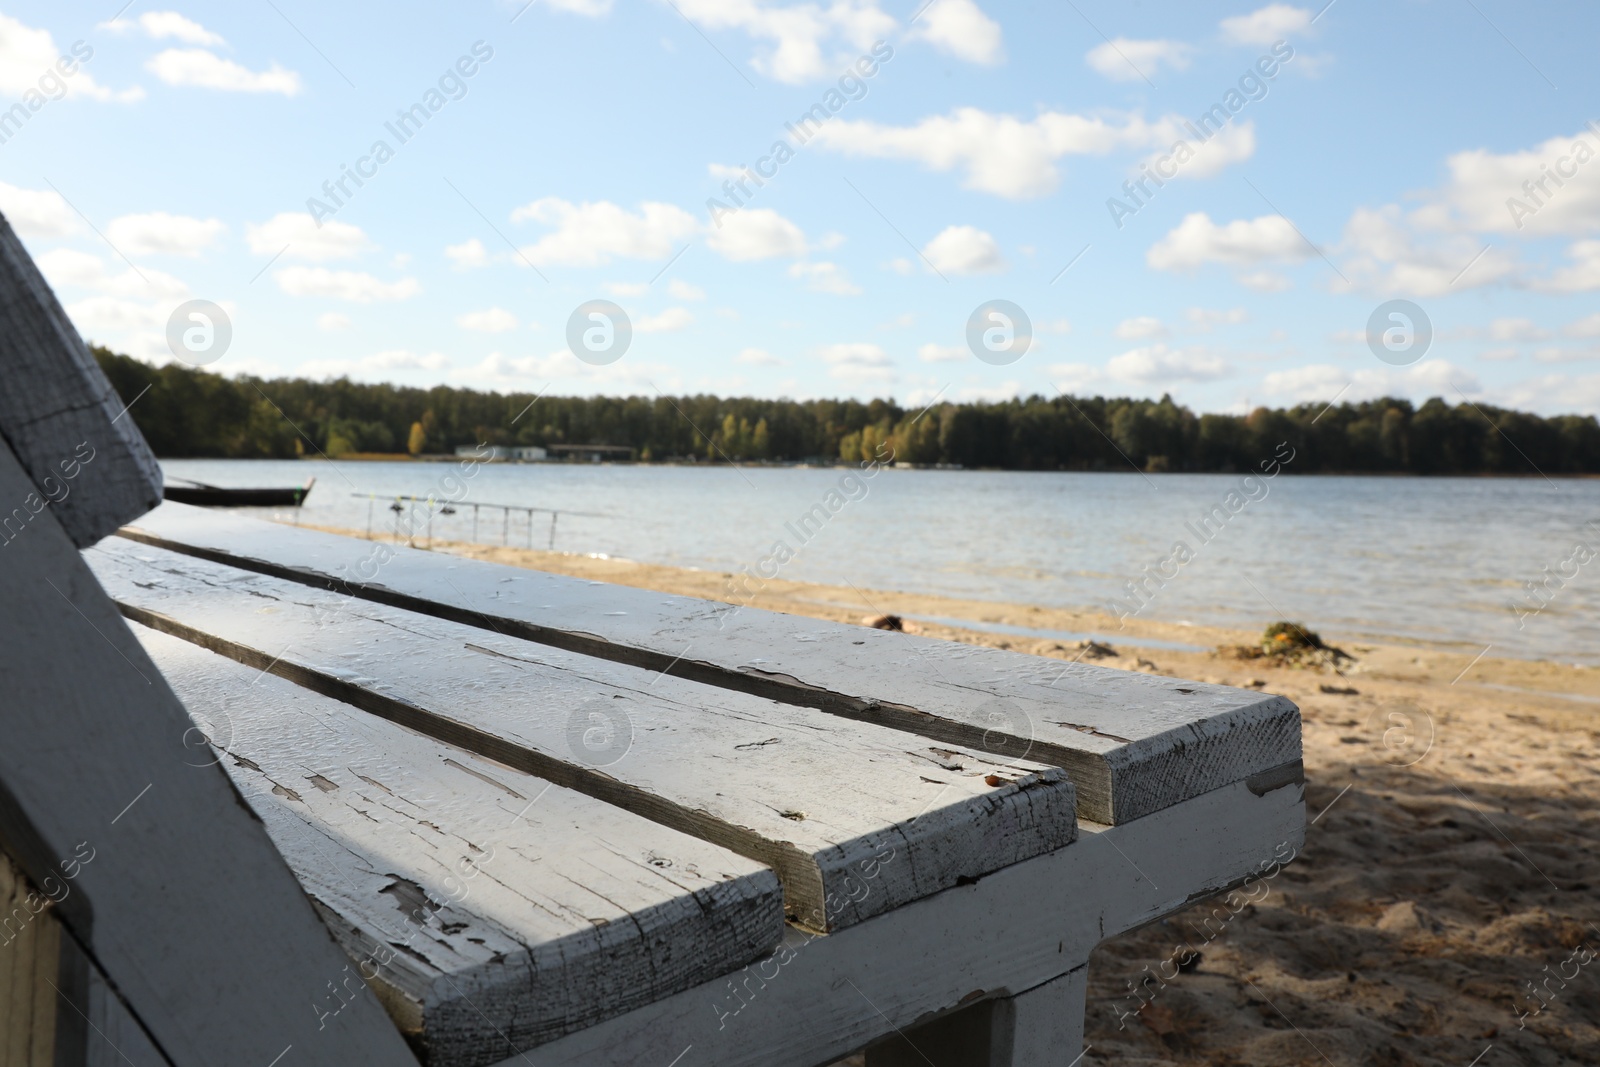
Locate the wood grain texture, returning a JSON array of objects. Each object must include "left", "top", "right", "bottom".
[
  {"left": 486, "top": 773, "right": 1304, "bottom": 1066},
  {"left": 1, "top": 849, "right": 59, "bottom": 1067},
  {"left": 118, "top": 505, "right": 1301, "bottom": 823},
  {"left": 0, "top": 441, "right": 416, "bottom": 1066},
  {"left": 88, "top": 538, "right": 1078, "bottom": 933},
  {"left": 0, "top": 212, "right": 160, "bottom": 547},
  {"left": 133, "top": 623, "right": 784, "bottom": 1067}
]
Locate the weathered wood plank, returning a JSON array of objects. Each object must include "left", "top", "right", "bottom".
[
  {"left": 0, "top": 212, "right": 161, "bottom": 547},
  {"left": 133, "top": 622, "right": 784, "bottom": 1067},
  {"left": 118, "top": 505, "right": 1301, "bottom": 823},
  {"left": 1, "top": 847, "right": 169, "bottom": 1067},
  {"left": 489, "top": 772, "right": 1304, "bottom": 1066},
  {"left": 1, "top": 848, "right": 60, "bottom": 1067},
  {"left": 0, "top": 441, "right": 416, "bottom": 1066},
  {"left": 87, "top": 538, "right": 1078, "bottom": 933}
]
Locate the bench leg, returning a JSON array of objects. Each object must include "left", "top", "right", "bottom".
[{"left": 864, "top": 967, "right": 1086, "bottom": 1067}]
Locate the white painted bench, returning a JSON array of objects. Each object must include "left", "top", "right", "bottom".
[
  {"left": 0, "top": 209, "right": 1304, "bottom": 1066},
  {"left": 86, "top": 505, "right": 1302, "bottom": 1066}
]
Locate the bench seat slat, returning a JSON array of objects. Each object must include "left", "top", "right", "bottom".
[
  {"left": 133, "top": 624, "right": 784, "bottom": 1067},
  {"left": 119, "top": 505, "right": 1300, "bottom": 823},
  {"left": 89, "top": 539, "right": 1078, "bottom": 933}
]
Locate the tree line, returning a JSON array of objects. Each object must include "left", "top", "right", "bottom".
[{"left": 94, "top": 346, "right": 1600, "bottom": 475}]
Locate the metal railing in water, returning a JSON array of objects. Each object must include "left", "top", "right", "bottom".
[{"left": 352, "top": 493, "right": 614, "bottom": 550}]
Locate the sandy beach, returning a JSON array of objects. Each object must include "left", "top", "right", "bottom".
[{"left": 309, "top": 524, "right": 1600, "bottom": 1065}]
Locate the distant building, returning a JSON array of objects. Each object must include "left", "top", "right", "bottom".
[
  {"left": 454, "top": 445, "right": 548, "bottom": 461},
  {"left": 547, "top": 444, "right": 636, "bottom": 463}
]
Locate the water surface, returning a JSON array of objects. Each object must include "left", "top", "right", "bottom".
[{"left": 160, "top": 459, "right": 1600, "bottom": 665}]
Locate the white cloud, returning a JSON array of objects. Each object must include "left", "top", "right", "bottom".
[
  {"left": 36, "top": 249, "right": 188, "bottom": 298},
  {"left": 369, "top": 350, "right": 450, "bottom": 369},
  {"left": 706, "top": 208, "right": 808, "bottom": 261},
  {"left": 667, "top": 279, "right": 706, "bottom": 300},
  {"left": 636, "top": 307, "right": 694, "bottom": 333},
  {"left": 298, "top": 349, "right": 452, "bottom": 380},
  {"left": 918, "top": 343, "right": 967, "bottom": 362},
  {"left": 1479, "top": 346, "right": 1519, "bottom": 362},
  {"left": 1147, "top": 212, "right": 1311, "bottom": 271},
  {"left": 1534, "top": 239, "right": 1600, "bottom": 293},
  {"left": 452, "top": 349, "right": 680, "bottom": 396},
  {"left": 1564, "top": 313, "right": 1600, "bottom": 338},
  {"left": 820, "top": 341, "right": 894, "bottom": 383},
  {"left": 1170, "top": 121, "right": 1257, "bottom": 178},
  {"left": 605, "top": 281, "right": 650, "bottom": 297},
  {"left": 317, "top": 312, "right": 351, "bottom": 331},
  {"left": 274, "top": 267, "right": 420, "bottom": 302},
  {"left": 1186, "top": 307, "right": 1249, "bottom": 330},
  {"left": 457, "top": 307, "right": 519, "bottom": 333},
  {"left": 1531, "top": 346, "right": 1598, "bottom": 364},
  {"left": 1487, "top": 317, "right": 1549, "bottom": 342},
  {"left": 1259, "top": 360, "right": 1481, "bottom": 404},
  {"left": 1237, "top": 269, "right": 1291, "bottom": 291},
  {"left": 1114, "top": 315, "right": 1167, "bottom": 340},
  {"left": 1219, "top": 4, "right": 1311, "bottom": 45},
  {"left": 811, "top": 107, "right": 1203, "bottom": 199},
  {"left": 445, "top": 237, "right": 488, "bottom": 269},
  {"left": 789, "top": 260, "right": 861, "bottom": 294},
  {"left": 1108, "top": 343, "right": 1231, "bottom": 383},
  {"left": 147, "top": 49, "right": 301, "bottom": 95},
  {"left": 64, "top": 296, "right": 171, "bottom": 357},
  {"left": 541, "top": 0, "right": 615, "bottom": 14},
  {"left": 736, "top": 347, "right": 785, "bottom": 366},
  {"left": 513, "top": 198, "right": 698, "bottom": 266},
  {"left": 1048, "top": 362, "right": 1103, "bottom": 394},
  {"left": 1499, "top": 372, "right": 1600, "bottom": 415},
  {"left": 102, "top": 12, "right": 227, "bottom": 46},
  {"left": 1339, "top": 204, "right": 1516, "bottom": 296},
  {"left": 104, "top": 212, "right": 225, "bottom": 256},
  {"left": 922, "top": 225, "right": 1005, "bottom": 274},
  {"left": 1412, "top": 126, "right": 1600, "bottom": 238},
  {"left": 910, "top": 0, "right": 1004, "bottom": 65},
  {"left": 246, "top": 212, "right": 370, "bottom": 261},
  {"left": 1086, "top": 38, "right": 1191, "bottom": 82},
  {"left": 0, "top": 182, "right": 77, "bottom": 237},
  {"left": 670, "top": 0, "right": 896, "bottom": 84},
  {"left": 0, "top": 15, "right": 142, "bottom": 101}
]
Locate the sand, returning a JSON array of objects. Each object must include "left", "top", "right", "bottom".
[{"left": 305, "top": 525, "right": 1600, "bottom": 1065}]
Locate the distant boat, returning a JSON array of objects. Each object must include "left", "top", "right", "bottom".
[{"left": 163, "top": 476, "right": 316, "bottom": 508}]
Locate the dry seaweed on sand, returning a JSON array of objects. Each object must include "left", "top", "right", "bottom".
[{"left": 1217, "top": 621, "right": 1355, "bottom": 671}]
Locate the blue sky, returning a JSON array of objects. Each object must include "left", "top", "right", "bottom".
[{"left": 4, "top": 0, "right": 1600, "bottom": 414}]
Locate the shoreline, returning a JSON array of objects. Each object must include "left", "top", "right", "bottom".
[
  {"left": 175, "top": 456, "right": 1600, "bottom": 478},
  {"left": 292, "top": 521, "right": 1599, "bottom": 704},
  {"left": 286, "top": 521, "right": 1600, "bottom": 1064}
]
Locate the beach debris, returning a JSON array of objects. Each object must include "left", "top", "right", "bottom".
[
  {"left": 860, "top": 613, "right": 923, "bottom": 634},
  {"left": 1074, "top": 639, "right": 1118, "bottom": 660},
  {"left": 1134, "top": 657, "right": 1160, "bottom": 672},
  {"left": 1242, "top": 677, "right": 1267, "bottom": 688},
  {"left": 1320, "top": 683, "right": 1360, "bottom": 696},
  {"left": 1218, "top": 621, "right": 1354, "bottom": 671}
]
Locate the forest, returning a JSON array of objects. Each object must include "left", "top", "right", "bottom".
[{"left": 94, "top": 347, "right": 1600, "bottom": 475}]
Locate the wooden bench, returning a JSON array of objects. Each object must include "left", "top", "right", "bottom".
[{"left": 0, "top": 209, "right": 1304, "bottom": 1066}]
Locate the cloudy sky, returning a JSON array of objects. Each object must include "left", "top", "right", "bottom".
[{"left": 4, "top": 0, "right": 1599, "bottom": 413}]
